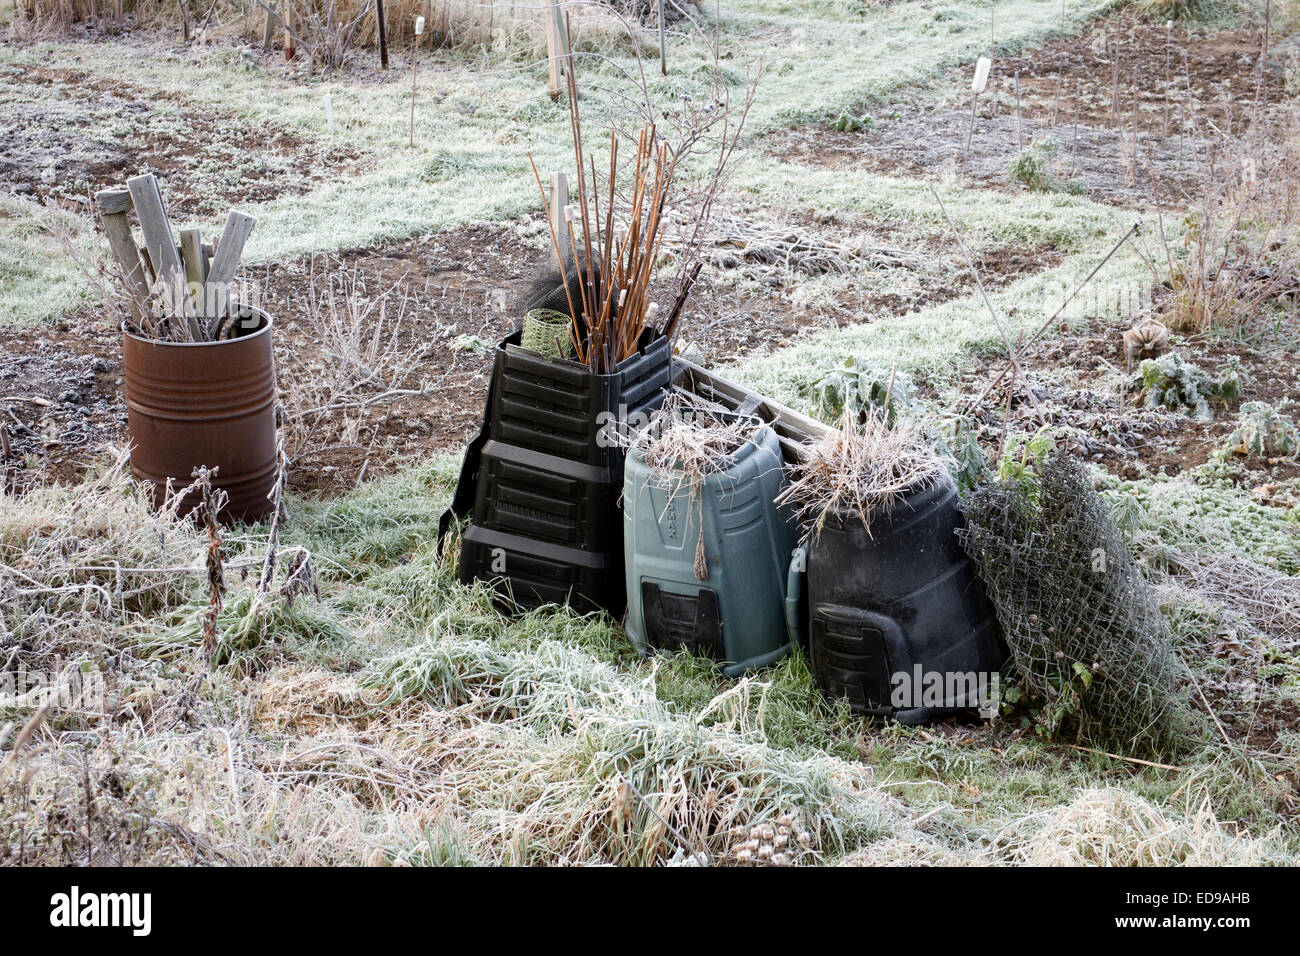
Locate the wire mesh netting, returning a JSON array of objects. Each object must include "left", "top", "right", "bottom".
[
  {"left": 521, "top": 309, "right": 575, "bottom": 360},
  {"left": 959, "top": 454, "right": 1186, "bottom": 757}
]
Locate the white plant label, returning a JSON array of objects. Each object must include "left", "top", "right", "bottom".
[
  {"left": 972, "top": 56, "right": 991, "bottom": 94},
  {"left": 415, "top": 15, "right": 425, "bottom": 35}
]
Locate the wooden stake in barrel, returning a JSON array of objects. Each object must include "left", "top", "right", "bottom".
[
  {"left": 179, "top": 227, "right": 206, "bottom": 314},
  {"left": 205, "top": 211, "right": 258, "bottom": 330},
  {"left": 126, "top": 174, "right": 201, "bottom": 339},
  {"left": 94, "top": 186, "right": 149, "bottom": 323}
]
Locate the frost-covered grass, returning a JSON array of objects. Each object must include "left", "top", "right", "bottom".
[
  {"left": 0, "top": 194, "right": 97, "bottom": 326},
  {"left": 3, "top": 1, "right": 1298, "bottom": 867},
  {"left": 3, "top": 456, "right": 1294, "bottom": 865},
  {"left": 0, "top": 0, "right": 1114, "bottom": 310},
  {"left": 727, "top": 224, "right": 1153, "bottom": 412}
]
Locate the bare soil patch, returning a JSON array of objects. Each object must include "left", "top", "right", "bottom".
[
  {"left": 0, "top": 324, "right": 124, "bottom": 493},
  {"left": 771, "top": 13, "right": 1292, "bottom": 209},
  {"left": 2, "top": 207, "right": 1066, "bottom": 497},
  {"left": 946, "top": 307, "right": 1300, "bottom": 485},
  {"left": 0, "top": 62, "right": 365, "bottom": 217}
]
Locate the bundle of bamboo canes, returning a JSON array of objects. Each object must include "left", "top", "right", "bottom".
[{"left": 528, "top": 40, "right": 698, "bottom": 374}]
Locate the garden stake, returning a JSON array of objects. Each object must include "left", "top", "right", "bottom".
[
  {"left": 284, "top": 0, "right": 294, "bottom": 60},
  {"left": 967, "top": 56, "right": 990, "bottom": 159},
  {"left": 1014, "top": 71, "right": 1023, "bottom": 151},
  {"left": 659, "top": 0, "right": 667, "bottom": 75},
  {"left": 930, "top": 185, "right": 1041, "bottom": 417},
  {"left": 409, "top": 16, "right": 424, "bottom": 148}
]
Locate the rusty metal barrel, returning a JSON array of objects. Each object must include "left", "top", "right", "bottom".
[{"left": 122, "top": 309, "right": 278, "bottom": 522}]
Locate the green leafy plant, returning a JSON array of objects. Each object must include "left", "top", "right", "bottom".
[
  {"left": 812, "top": 357, "right": 915, "bottom": 425},
  {"left": 1222, "top": 402, "right": 1300, "bottom": 460},
  {"left": 996, "top": 428, "right": 1057, "bottom": 500},
  {"left": 943, "top": 417, "right": 988, "bottom": 494},
  {"left": 1133, "top": 352, "right": 1246, "bottom": 420},
  {"left": 1103, "top": 488, "right": 1147, "bottom": 537},
  {"left": 831, "top": 112, "right": 874, "bottom": 133},
  {"left": 1008, "top": 138, "right": 1085, "bottom": 196}
]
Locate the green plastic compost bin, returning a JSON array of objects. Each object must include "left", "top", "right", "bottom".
[{"left": 623, "top": 423, "right": 801, "bottom": 676}]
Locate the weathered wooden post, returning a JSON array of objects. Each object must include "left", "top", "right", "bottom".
[
  {"left": 548, "top": 171, "right": 569, "bottom": 268},
  {"left": 546, "top": 0, "right": 563, "bottom": 100},
  {"left": 376, "top": 0, "right": 389, "bottom": 69},
  {"left": 284, "top": 1, "right": 295, "bottom": 60},
  {"left": 262, "top": 2, "right": 276, "bottom": 50},
  {"left": 94, "top": 186, "right": 149, "bottom": 324}
]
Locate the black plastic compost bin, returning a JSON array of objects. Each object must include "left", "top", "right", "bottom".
[
  {"left": 787, "top": 473, "right": 1006, "bottom": 723},
  {"left": 439, "top": 328, "right": 672, "bottom": 615}
]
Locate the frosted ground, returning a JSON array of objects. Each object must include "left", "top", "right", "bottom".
[{"left": 1, "top": 0, "right": 1297, "bottom": 864}]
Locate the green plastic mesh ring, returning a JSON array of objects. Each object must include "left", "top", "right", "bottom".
[{"left": 521, "top": 309, "right": 576, "bottom": 360}]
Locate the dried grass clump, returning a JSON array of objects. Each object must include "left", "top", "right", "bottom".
[
  {"left": 1165, "top": 553, "right": 1300, "bottom": 645},
  {"left": 776, "top": 413, "right": 946, "bottom": 539},
  {"left": 994, "top": 788, "right": 1270, "bottom": 866},
  {"left": 358, "top": 629, "right": 910, "bottom": 864},
  {"left": 1137, "top": 118, "right": 1300, "bottom": 336},
  {"left": 244, "top": 0, "right": 637, "bottom": 63},
  {"left": 622, "top": 393, "right": 766, "bottom": 493},
  {"left": 0, "top": 452, "right": 206, "bottom": 663}
]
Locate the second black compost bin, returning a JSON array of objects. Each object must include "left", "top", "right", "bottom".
[
  {"left": 787, "top": 473, "right": 1005, "bottom": 723},
  {"left": 451, "top": 328, "right": 671, "bottom": 615}
]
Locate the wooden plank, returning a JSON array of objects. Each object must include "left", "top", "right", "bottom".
[
  {"left": 545, "top": 0, "right": 562, "bottom": 99},
  {"left": 95, "top": 185, "right": 132, "bottom": 216},
  {"left": 93, "top": 187, "right": 148, "bottom": 322},
  {"left": 138, "top": 245, "right": 157, "bottom": 285},
  {"left": 262, "top": 0, "right": 276, "bottom": 50},
  {"left": 204, "top": 211, "right": 257, "bottom": 324},
  {"left": 672, "top": 357, "right": 831, "bottom": 464},
  {"left": 179, "top": 228, "right": 206, "bottom": 318},
  {"left": 548, "top": 171, "right": 568, "bottom": 268},
  {"left": 126, "top": 174, "right": 200, "bottom": 338}
]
